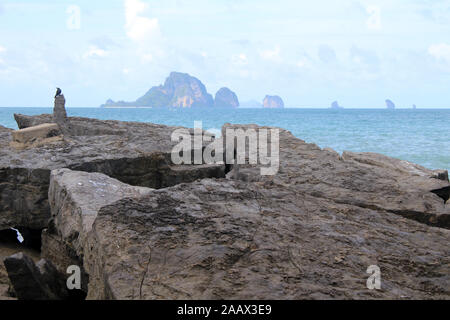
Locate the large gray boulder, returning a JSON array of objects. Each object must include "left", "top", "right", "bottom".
[
  {"left": 14, "top": 113, "right": 128, "bottom": 136},
  {"left": 222, "top": 124, "right": 449, "bottom": 229},
  {"left": 47, "top": 173, "right": 450, "bottom": 300},
  {"left": 42, "top": 169, "right": 155, "bottom": 294},
  {"left": 14, "top": 114, "right": 53, "bottom": 129},
  {"left": 48, "top": 169, "right": 153, "bottom": 258},
  {"left": 3, "top": 118, "right": 450, "bottom": 300},
  {"left": 43, "top": 123, "right": 450, "bottom": 300},
  {"left": 0, "top": 116, "right": 225, "bottom": 230}
]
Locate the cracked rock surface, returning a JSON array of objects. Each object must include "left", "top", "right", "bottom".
[
  {"left": 50, "top": 174, "right": 449, "bottom": 299},
  {"left": 0, "top": 117, "right": 224, "bottom": 230},
  {"left": 2, "top": 118, "right": 449, "bottom": 300},
  {"left": 223, "top": 124, "right": 450, "bottom": 229}
]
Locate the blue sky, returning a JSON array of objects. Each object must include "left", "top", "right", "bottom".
[{"left": 0, "top": 0, "right": 450, "bottom": 108}]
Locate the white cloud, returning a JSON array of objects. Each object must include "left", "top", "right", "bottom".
[
  {"left": 141, "top": 53, "right": 153, "bottom": 62},
  {"left": 296, "top": 59, "right": 308, "bottom": 68},
  {"left": 231, "top": 53, "right": 248, "bottom": 66},
  {"left": 260, "top": 46, "right": 281, "bottom": 62},
  {"left": 124, "top": 0, "right": 160, "bottom": 42},
  {"left": 428, "top": 43, "right": 450, "bottom": 62},
  {"left": 0, "top": 46, "right": 6, "bottom": 65},
  {"left": 83, "top": 46, "right": 109, "bottom": 59}
]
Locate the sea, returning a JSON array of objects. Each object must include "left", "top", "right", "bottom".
[{"left": 0, "top": 107, "right": 449, "bottom": 171}]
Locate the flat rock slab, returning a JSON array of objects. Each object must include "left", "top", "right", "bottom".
[
  {"left": 0, "top": 117, "right": 224, "bottom": 230},
  {"left": 12, "top": 123, "right": 61, "bottom": 144},
  {"left": 223, "top": 124, "right": 450, "bottom": 229},
  {"left": 49, "top": 168, "right": 154, "bottom": 257},
  {"left": 79, "top": 178, "right": 449, "bottom": 300},
  {"left": 14, "top": 114, "right": 53, "bottom": 130},
  {"left": 46, "top": 169, "right": 450, "bottom": 299}
]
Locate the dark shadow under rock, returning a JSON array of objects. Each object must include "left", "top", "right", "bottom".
[{"left": 3, "top": 252, "right": 69, "bottom": 300}]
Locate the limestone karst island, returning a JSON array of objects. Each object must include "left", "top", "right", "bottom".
[{"left": 101, "top": 72, "right": 284, "bottom": 109}]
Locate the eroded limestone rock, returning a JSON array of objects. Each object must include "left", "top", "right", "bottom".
[
  {"left": 47, "top": 174, "right": 450, "bottom": 299},
  {"left": 14, "top": 114, "right": 53, "bottom": 130},
  {"left": 11, "top": 123, "right": 61, "bottom": 147},
  {"left": 0, "top": 117, "right": 224, "bottom": 230},
  {"left": 222, "top": 124, "right": 450, "bottom": 229},
  {"left": 49, "top": 169, "right": 154, "bottom": 257}
]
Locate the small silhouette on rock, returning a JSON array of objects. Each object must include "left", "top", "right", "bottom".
[{"left": 55, "top": 88, "right": 62, "bottom": 98}]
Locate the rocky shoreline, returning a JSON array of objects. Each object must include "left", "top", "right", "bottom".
[{"left": 0, "top": 97, "right": 449, "bottom": 300}]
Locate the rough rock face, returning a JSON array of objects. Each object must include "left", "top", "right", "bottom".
[
  {"left": 214, "top": 87, "right": 239, "bottom": 108},
  {"left": 0, "top": 126, "right": 12, "bottom": 153},
  {"left": 14, "top": 114, "right": 127, "bottom": 136},
  {"left": 222, "top": 124, "right": 450, "bottom": 229},
  {"left": 102, "top": 72, "right": 214, "bottom": 108},
  {"left": 3, "top": 253, "right": 69, "bottom": 300},
  {"left": 0, "top": 116, "right": 225, "bottom": 230},
  {"left": 49, "top": 169, "right": 153, "bottom": 259},
  {"left": 12, "top": 123, "right": 60, "bottom": 144},
  {"left": 42, "top": 123, "right": 450, "bottom": 300},
  {"left": 0, "top": 125, "right": 12, "bottom": 133},
  {"left": 42, "top": 169, "right": 156, "bottom": 293},
  {"left": 263, "top": 95, "right": 284, "bottom": 109},
  {"left": 386, "top": 99, "right": 396, "bottom": 109},
  {"left": 47, "top": 173, "right": 450, "bottom": 300},
  {"left": 53, "top": 95, "right": 68, "bottom": 125},
  {"left": 46, "top": 169, "right": 155, "bottom": 296},
  {"left": 3, "top": 115, "right": 450, "bottom": 300}
]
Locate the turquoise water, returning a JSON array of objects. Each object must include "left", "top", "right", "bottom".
[{"left": 1, "top": 107, "right": 449, "bottom": 171}]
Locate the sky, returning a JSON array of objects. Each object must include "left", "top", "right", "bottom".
[{"left": 0, "top": 0, "right": 450, "bottom": 108}]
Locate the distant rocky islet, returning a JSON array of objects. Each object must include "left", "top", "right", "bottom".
[
  {"left": 102, "top": 72, "right": 404, "bottom": 109},
  {"left": 330, "top": 101, "right": 344, "bottom": 110},
  {"left": 101, "top": 72, "right": 285, "bottom": 109},
  {"left": 386, "top": 99, "right": 396, "bottom": 110}
]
